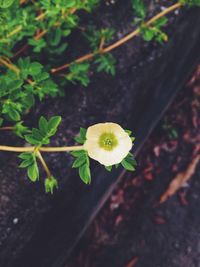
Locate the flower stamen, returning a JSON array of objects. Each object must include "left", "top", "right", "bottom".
[{"left": 98, "top": 132, "right": 118, "bottom": 151}]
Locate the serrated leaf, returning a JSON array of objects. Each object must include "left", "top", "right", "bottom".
[{"left": 95, "top": 54, "right": 116, "bottom": 75}]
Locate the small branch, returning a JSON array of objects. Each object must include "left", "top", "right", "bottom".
[
  {"left": 8, "top": 8, "right": 77, "bottom": 59},
  {"left": 35, "top": 12, "right": 47, "bottom": 21},
  {"left": 34, "top": 29, "right": 48, "bottom": 40},
  {"left": 20, "top": 0, "right": 27, "bottom": 4},
  {"left": 0, "top": 145, "right": 84, "bottom": 153},
  {"left": 51, "top": 53, "right": 94, "bottom": 73},
  {"left": 12, "top": 44, "right": 29, "bottom": 59},
  {"left": 51, "top": 2, "right": 182, "bottom": 74},
  {"left": 0, "top": 126, "right": 14, "bottom": 131},
  {"left": 0, "top": 57, "right": 36, "bottom": 86},
  {"left": 36, "top": 150, "right": 52, "bottom": 179},
  {"left": 99, "top": 37, "right": 105, "bottom": 52},
  {"left": 0, "top": 57, "right": 20, "bottom": 74},
  {"left": 6, "top": 26, "right": 23, "bottom": 39}
]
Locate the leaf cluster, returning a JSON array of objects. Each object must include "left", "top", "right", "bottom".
[
  {"left": 17, "top": 116, "right": 61, "bottom": 193},
  {"left": 83, "top": 27, "right": 115, "bottom": 51},
  {"left": 140, "top": 17, "right": 168, "bottom": 43},
  {"left": 131, "top": 0, "right": 146, "bottom": 20},
  {"left": 0, "top": 57, "right": 58, "bottom": 124},
  {"left": 24, "top": 116, "right": 61, "bottom": 146},
  {"left": 0, "top": 0, "right": 100, "bottom": 56},
  {"left": 180, "top": 0, "right": 200, "bottom": 6}
]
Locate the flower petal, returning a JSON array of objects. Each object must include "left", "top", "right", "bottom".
[{"left": 84, "top": 122, "right": 133, "bottom": 166}]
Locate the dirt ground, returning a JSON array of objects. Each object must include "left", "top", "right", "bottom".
[
  {"left": 66, "top": 65, "right": 200, "bottom": 267},
  {"left": 0, "top": 2, "right": 200, "bottom": 266}
]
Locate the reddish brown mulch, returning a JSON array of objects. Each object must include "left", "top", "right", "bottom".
[{"left": 66, "top": 65, "right": 200, "bottom": 267}]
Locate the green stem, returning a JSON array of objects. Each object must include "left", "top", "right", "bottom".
[{"left": 36, "top": 150, "right": 52, "bottom": 179}]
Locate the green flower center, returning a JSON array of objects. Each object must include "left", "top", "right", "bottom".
[{"left": 98, "top": 132, "right": 118, "bottom": 151}]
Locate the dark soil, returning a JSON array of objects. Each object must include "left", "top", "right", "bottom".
[
  {"left": 0, "top": 1, "right": 200, "bottom": 267},
  {"left": 66, "top": 65, "right": 200, "bottom": 267}
]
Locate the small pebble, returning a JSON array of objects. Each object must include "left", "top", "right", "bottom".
[
  {"left": 174, "top": 9, "right": 179, "bottom": 15},
  {"left": 13, "top": 218, "right": 19, "bottom": 225}
]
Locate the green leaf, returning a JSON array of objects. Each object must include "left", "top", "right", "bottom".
[
  {"left": 28, "top": 38, "right": 46, "bottom": 53},
  {"left": 140, "top": 16, "right": 168, "bottom": 44},
  {"left": 39, "top": 116, "right": 48, "bottom": 134},
  {"left": 121, "top": 159, "right": 135, "bottom": 171},
  {"left": 25, "top": 116, "right": 62, "bottom": 146},
  {"left": 153, "top": 17, "right": 168, "bottom": 28},
  {"left": 70, "top": 150, "right": 86, "bottom": 157},
  {"left": 131, "top": 0, "right": 146, "bottom": 19},
  {"left": 19, "top": 152, "right": 36, "bottom": 174},
  {"left": 27, "top": 162, "right": 39, "bottom": 182},
  {"left": 71, "top": 150, "right": 91, "bottom": 184},
  {"left": 19, "top": 152, "right": 33, "bottom": 160},
  {"left": 105, "top": 165, "right": 112, "bottom": 172},
  {"left": 32, "top": 128, "right": 45, "bottom": 140},
  {"left": 79, "top": 163, "right": 91, "bottom": 184},
  {"left": 180, "top": 0, "right": 200, "bottom": 6},
  {"left": 72, "top": 155, "right": 87, "bottom": 168},
  {"left": 95, "top": 54, "right": 116, "bottom": 75},
  {"left": 66, "top": 62, "right": 90, "bottom": 86},
  {"left": 19, "top": 158, "right": 34, "bottom": 168},
  {"left": 0, "top": 0, "right": 15, "bottom": 8},
  {"left": 29, "top": 62, "right": 43, "bottom": 76},
  {"left": 14, "top": 121, "right": 30, "bottom": 138},
  {"left": 121, "top": 153, "right": 137, "bottom": 171},
  {"left": 83, "top": 27, "right": 115, "bottom": 50},
  {"left": 24, "top": 134, "right": 41, "bottom": 145},
  {"left": 140, "top": 26, "right": 155, "bottom": 41},
  {"left": 48, "top": 116, "right": 62, "bottom": 135},
  {"left": 125, "top": 129, "right": 136, "bottom": 142},
  {"left": 74, "top": 127, "right": 87, "bottom": 144},
  {"left": 8, "top": 107, "right": 21, "bottom": 121}
]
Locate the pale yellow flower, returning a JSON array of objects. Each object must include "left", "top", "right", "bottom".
[{"left": 84, "top": 122, "right": 132, "bottom": 166}]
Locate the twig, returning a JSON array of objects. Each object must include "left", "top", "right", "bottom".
[
  {"left": 51, "top": 2, "right": 182, "bottom": 74},
  {"left": 36, "top": 150, "right": 52, "bottom": 179},
  {"left": 0, "top": 145, "right": 84, "bottom": 152},
  {"left": 0, "top": 126, "right": 14, "bottom": 131},
  {"left": 99, "top": 36, "right": 105, "bottom": 52},
  {"left": 11, "top": 8, "right": 77, "bottom": 58},
  {"left": 0, "top": 57, "right": 20, "bottom": 74}
]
